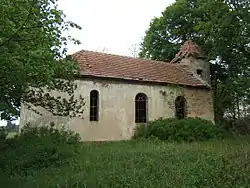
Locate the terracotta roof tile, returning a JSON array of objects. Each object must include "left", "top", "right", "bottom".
[
  {"left": 171, "top": 40, "right": 204, "bottom": 63},
  {"left": 72, "top": 50, "right": 207, "bottom": 87}
]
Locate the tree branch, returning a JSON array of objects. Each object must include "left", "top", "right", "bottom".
[{"left": 0, "top": 9, "right": 32, "bottom": 47}]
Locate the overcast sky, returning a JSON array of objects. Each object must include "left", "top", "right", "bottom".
[
  {"left": 58, "top": 0, "right": 175, "bottom": 56},
  {"left": 1, "top": 0, "right": 175, "bottom": 126}
]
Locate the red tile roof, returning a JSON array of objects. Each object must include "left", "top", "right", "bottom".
[
  {"left": 171, "top": 40, "right": 204, "bottom": 63},
  {"left": 72, "top": 50, "right": 208, "bottom": 88}
]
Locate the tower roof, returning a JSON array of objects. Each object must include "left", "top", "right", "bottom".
[{"left": 170, "top": 40, "right": 204, "bottom": 63}]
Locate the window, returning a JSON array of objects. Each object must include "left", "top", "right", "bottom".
[
  {"left": 175, "top": 96, "right": 187, "bottom": 119},
  {"left": 135, "top": 93, "right": 148, "bottom": 123},
  {"left": 90, "top": 90, "right": 99, "bottom": 121},
  {"left": 197, "top": 69, "right": 203, "bottom": 77}
]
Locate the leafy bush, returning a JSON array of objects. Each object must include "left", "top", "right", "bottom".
[
  {"left": 222, "top": 117, "right": 250, "bottom": 135},
  {"left": 0, "top": 127, "right": 8, "bottom": 152},
  {"left": 133, "top": 117, "right": 225, "bottom": 142},
  {"left": 0, "top": 123, "right": 81, "bottom": 176},
  {"left": 0, "top": 126, "right": 7, "bottom": 140}
]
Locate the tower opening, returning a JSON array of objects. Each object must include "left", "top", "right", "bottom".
[{"left": 197, "top": 69, "right": 203, "bottom": 77}]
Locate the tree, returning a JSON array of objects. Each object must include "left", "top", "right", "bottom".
[
  {"left": 139, "top": 0, "right": 250, "bottom": 124},
  {"left": 0, "top": 0, "right": 84, "bottom": 120},
  {"left": 6, "top": 121, "right": 18, "bottom": 132}
]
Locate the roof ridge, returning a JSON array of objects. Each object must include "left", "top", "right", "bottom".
[{"left": 72, "top": 49, "right": 171, "bottom": 65}]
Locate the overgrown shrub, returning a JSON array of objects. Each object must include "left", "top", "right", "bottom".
[
  {"left": 0, "top": 123, "right": 82, "bottom": 176},
  {"left": 222, "top": 117, "right": 250, "bottom": 135},
  {"left": 0, "top": 127, "right": 8, "bottom": 151},
  {"left": 133, "top": 117, "right": 225, "bottom": 142}
]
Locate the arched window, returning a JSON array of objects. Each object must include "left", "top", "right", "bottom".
[
  {"left": 175, "top": 96, "right": 187, "bottom": 119},
  {"left": 90, "top": 90, "right": 99, "bottom": 121},
  {"left": 135, "top": 93, "right": 148, "bottom": 123}
]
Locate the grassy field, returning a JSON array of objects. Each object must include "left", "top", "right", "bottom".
[
  {"left": 2, "top": 137, "right": 250, "bottom": 188},
  {"left": 6, "top": 131, "right": 18, "bottom": 139}
]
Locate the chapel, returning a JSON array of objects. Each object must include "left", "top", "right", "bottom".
[{"left": 20, "top": 40, "right": 214, "bottom": 141}]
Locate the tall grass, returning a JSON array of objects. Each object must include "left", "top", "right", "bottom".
[{"left": 2, "top": 136, "right": 250, "bottom": 188}]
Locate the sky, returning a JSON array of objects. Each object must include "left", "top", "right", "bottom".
[
  {"left": 58, "top": 0, "right": 175, "bottom": 56},
  {"left": 0, "top": 0, "right": 175, "bottom": 126}
]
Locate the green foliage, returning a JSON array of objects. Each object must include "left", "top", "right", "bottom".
[
  {"left": 0, "top": 127, "right": 8, "bottom": 150},
  {"left": 0, "top": 123, "right": 81, "bottom": 176},
  {"left": 1, "top": 138, "right": 250, "bottom": 187},
  {"left": 0, "top": 126, "right": 7, "bottom": 139},
  {"left": 139, "top": 0, "right": 250, "bottom": 124},
  {"left": 133, "top": 117, "right": 224, "bottom": 142},
  {"left": 222, "top": 116, "right": 250, "bottom": 135},
  {"left": 0, "top": 0, "right": 83, "bottom": 120}
]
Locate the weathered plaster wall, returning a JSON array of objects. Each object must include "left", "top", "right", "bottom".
[
  {"left": 20, "top": 78, "right": 214, "bottom": 141},
  {"left": 180, "top": 57, "right": 211, "bottom": 85}
]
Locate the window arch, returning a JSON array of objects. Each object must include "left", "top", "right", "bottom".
[
  {"left": 175, "top": 96, "right": 187, "bottom": 119},
  {"left": 135, "top": 93, "right": 148, "bottom": 123},
  {"left": 90, "top": 90, "right": 99, "bottom": 121}
]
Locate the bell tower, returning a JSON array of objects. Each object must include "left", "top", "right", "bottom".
[{"left": 170, "top": 40, "right": 211, "bottom": 85}]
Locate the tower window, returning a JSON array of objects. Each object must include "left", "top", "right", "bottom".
[
  {"left": 197, "top": 69, "right": 203, "bottom": 77},
  {"left": 90, "top": 90, "right": 99, "bottom": 121},
  {"left": 135, "top": 93, "right": 148, "bottom": 123}
]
